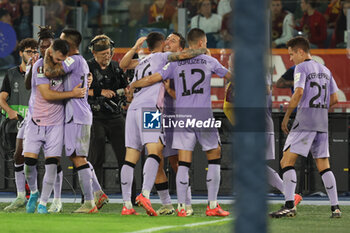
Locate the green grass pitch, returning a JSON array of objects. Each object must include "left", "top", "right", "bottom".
[{"left": 0, "top": 203, "right": 349, "bottom": 232}]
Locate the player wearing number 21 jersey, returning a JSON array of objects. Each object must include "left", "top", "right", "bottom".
[
  {"left": 289, "top": 60, "right": 338, "bottom": 133},
  {"left": 270, "top": 36, "right": 341, "bottom": 218}
]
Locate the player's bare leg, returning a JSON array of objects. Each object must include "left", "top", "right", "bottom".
[
  {"left": 168, "top": 155, "right": 178, "bottom": 173},
  {"left": 121, "top": 147, "right": 140, "bottom": 215}
]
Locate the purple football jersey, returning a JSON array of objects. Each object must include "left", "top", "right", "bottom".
[
  {"left": 31, "top": 58, "right": 64, "bottom": 126},
  {"left": 292, "top": 60, "right": 338, "bottom": 132},
  {"left": 129, "top": 52, "right": 170, "bottom": 110},
  {"left": 160, "top": 54, "right": 229, "bottom": 109},
  {"left": 62, "top": 55, "right": 92, "bottom": 125}
]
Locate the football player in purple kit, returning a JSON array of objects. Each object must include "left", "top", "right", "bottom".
[
  {"left": 23, "top": 26, "right": 65, "bottom": 213},
  {"left": 119, "top": 32, "right": 207, "bottom": 216},
  {"left": 23, "top": 39, "right": 87, "bottom": 214},
  {"left": 130, "top": 28, "right": 231, "bottom": 217},
  {"left": 44, "top": 29, "right": 105, "bottom": 213},
  {"left": 154, "top": 32, "right": 194, "bottom": 216},
  {"left": 269, "top": 36, "right": 341, "bottom": 218}
]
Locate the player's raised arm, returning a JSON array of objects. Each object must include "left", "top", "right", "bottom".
[
  {"left": 281, "top": 87, "right": 304, "bottom": 134},
  {"left": 120, "top": 37, "right": 147, "bottom": 70},
  {"left": 25, "top": 54, "right": 39, "bottom": 90},
  {"left": 167, "top": 48, "right": 207, "bottom": 61},
  {"left": 130, "top": 73, "right": 163, "bottom": 90}
]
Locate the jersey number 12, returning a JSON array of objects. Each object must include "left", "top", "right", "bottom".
[{"left": 180, "top": 69, "right": 205, "bottom": 96}]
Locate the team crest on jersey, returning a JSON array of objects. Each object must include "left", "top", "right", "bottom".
[
  {"left": 294, "top": 73, "right": 301, "bottom": 82},
  {"left": 64, "top": 57, "right": 75, "bottom": 67},
  {"left": 37, "top": 66, "right": 45, "bottom": 77},
  {"left": 143, "top": 110, "right": 162, "bottom": 130}
]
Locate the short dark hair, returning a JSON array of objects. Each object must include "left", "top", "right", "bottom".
[
  {"left": 18, "top": 38, "right": 38, "bottom": 52},
  {"left": 286, "top": 36, "right": 310, "bottom": 53},
  {"left": 61, "top": 28, "right": 82, "bottom": 48},
  {"left": 172, "top": 32, "right": 186, "bottom": 49},
  {"left": 0, "top": 8, "right": 10, "bottom": 19},
  {"left": 304, "top": 0, "right": 318, "bottom": 9},
  {"left": 197, "top": 0, "right": 212, "bottom": 9},
  {"left": 187, "top": 28, "right": 206, "bottom": 45},
  {"left": 52, "top": 39, "right": 70, "bottom": 56},
  {"left": 38, "top": 25, "right": 55, "bottom": 42},
  {"left": 146, "top": 32, "right": 165, "bottom": 51}
]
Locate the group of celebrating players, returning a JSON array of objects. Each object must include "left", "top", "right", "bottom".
[
  {"left": 2, "top": 26, "right": 231, "bottom": 217},
  {"left": 1, "top": 23, "right": 342, "bottom": 219},
  {"left": 2, "top": 28, "right": 109, "bottom": 214}
]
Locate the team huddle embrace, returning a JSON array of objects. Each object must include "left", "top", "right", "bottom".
[
  {"left": 2, "top": 25, "right": 338, "bottom": 219},
  {"left": 1, "top": 26, "right": 231, "bottom": 217}
]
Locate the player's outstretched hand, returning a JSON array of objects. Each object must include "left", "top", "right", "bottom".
[
  {"left": 281, "top": 116, "right": 289, "bottom": 135},
  {"left": 133, "top": 37, "right": 147, "bottom": 51},
  {"left": 72, "top": 83, "right": 87, "bottom": 98},
  {"left": 27, "top": 53, "right": 39, "bottom": 67}
]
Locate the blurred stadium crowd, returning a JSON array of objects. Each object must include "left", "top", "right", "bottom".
[{"left": 0, "top": 0, "right": 348, "bottom": 52}]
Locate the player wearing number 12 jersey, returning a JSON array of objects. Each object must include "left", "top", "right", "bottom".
[
  {"left": 119, "top": 32, "right": 207, "bottom": 216},
  {"left": 269, "top": 36, "right": 341, "bottom": 218},
  {"left": 130, "top": 28, "right": 231, "bottom": 217}
]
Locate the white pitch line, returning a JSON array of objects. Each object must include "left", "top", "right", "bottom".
[{"left": 131, "top": 218, "right": 233, "bottom": 233}]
